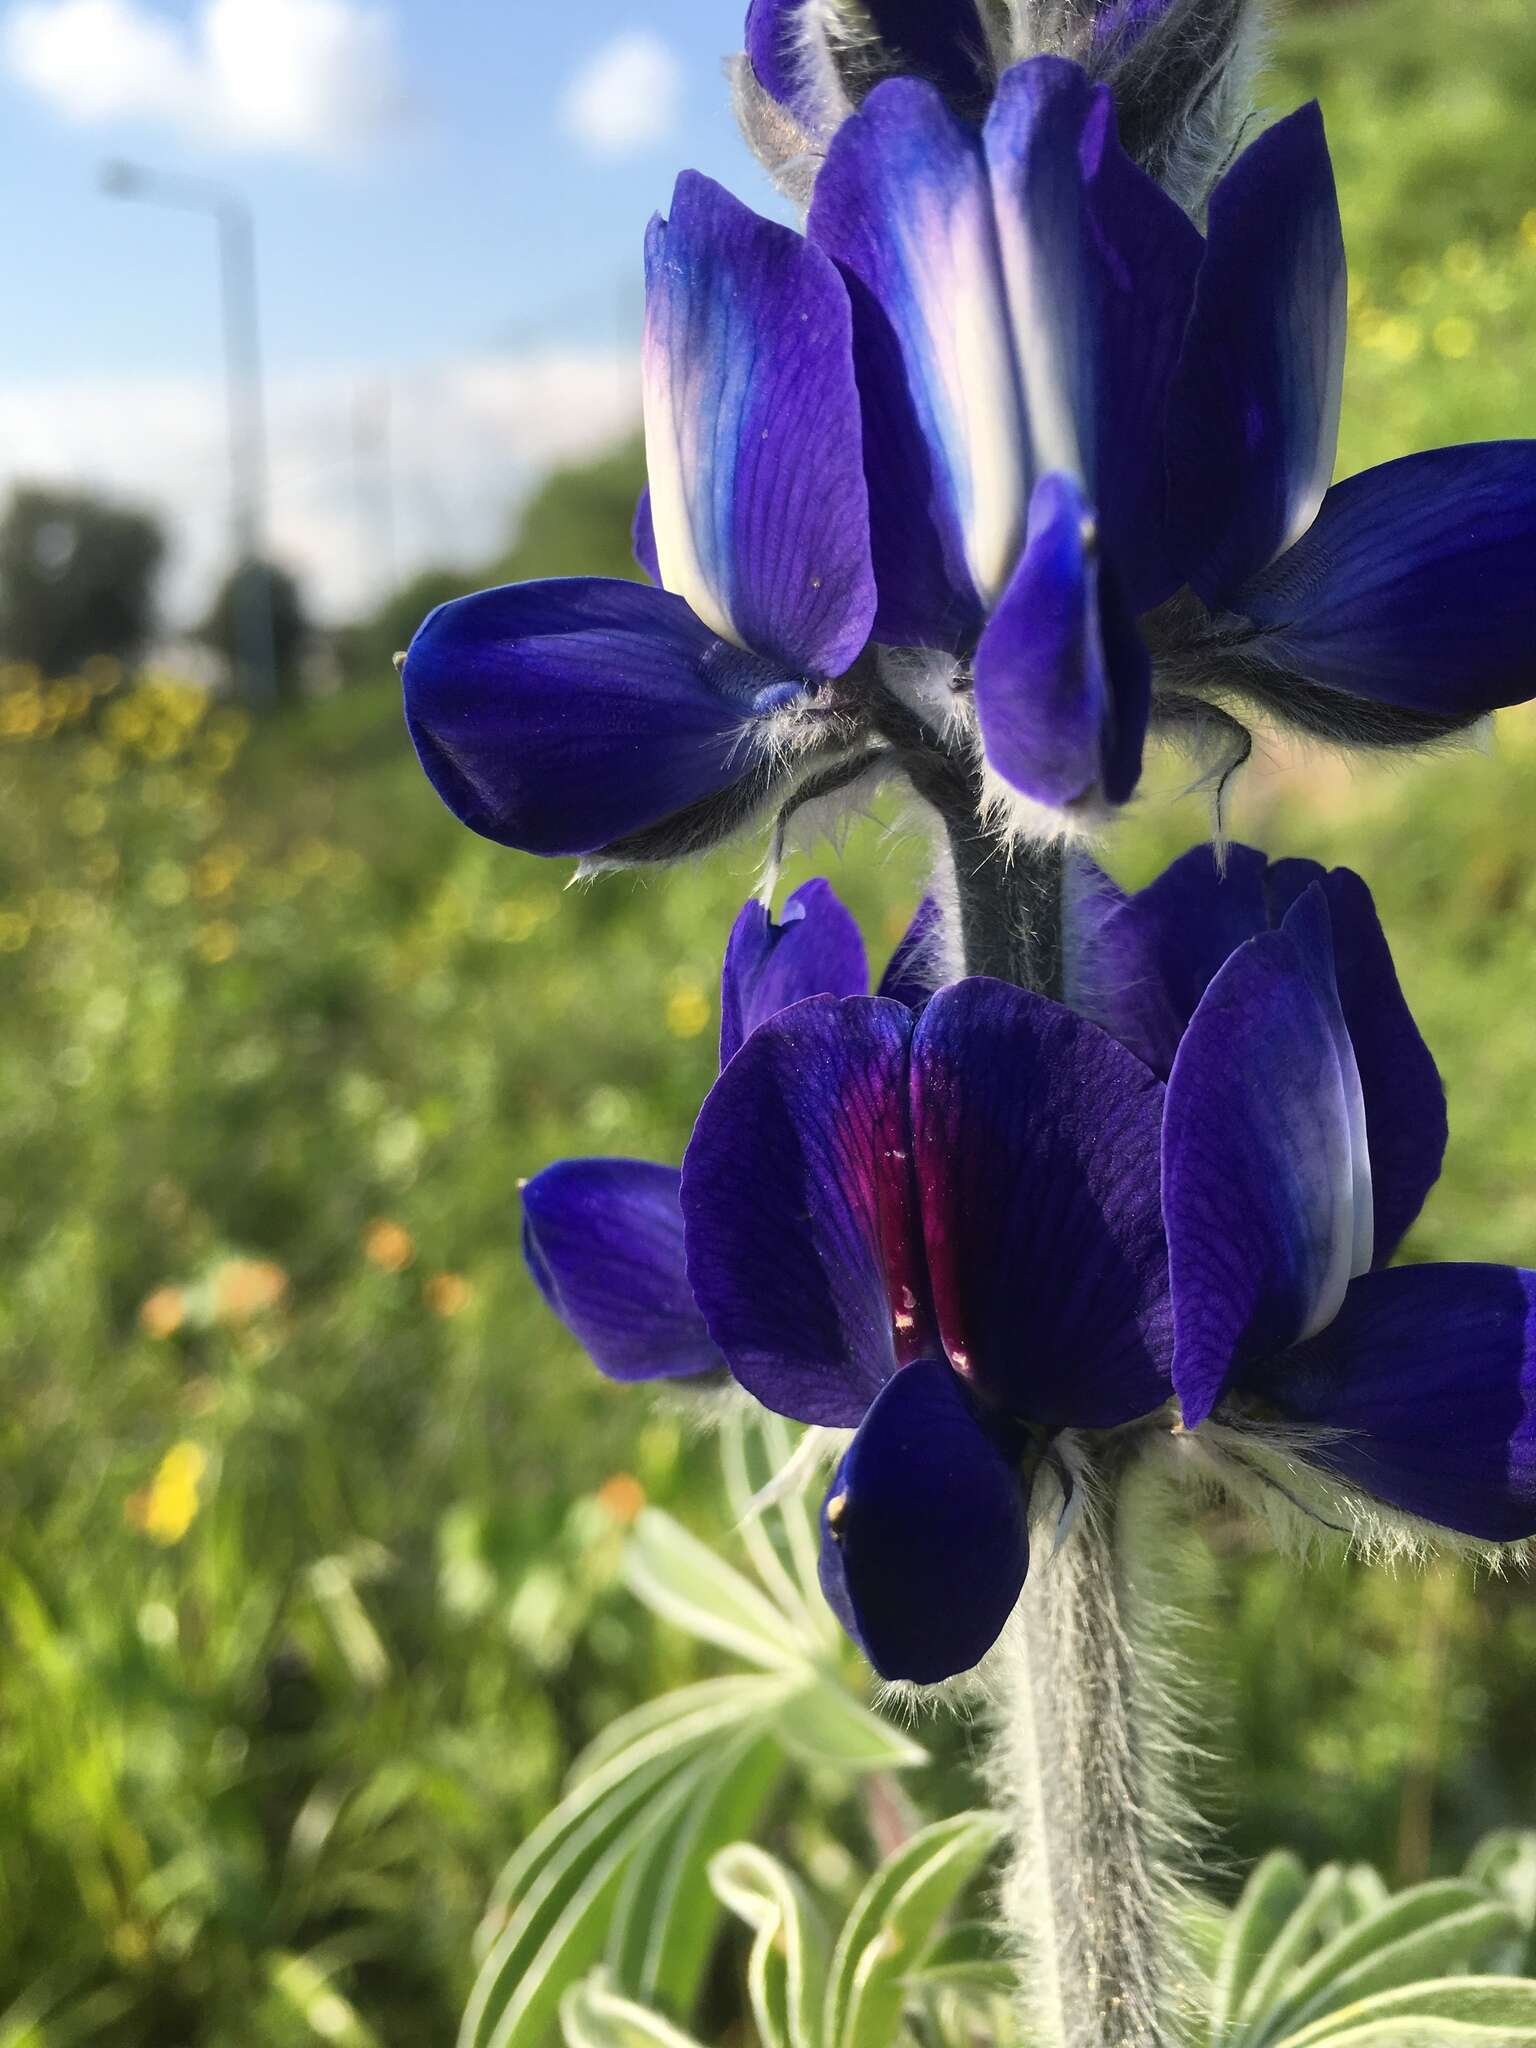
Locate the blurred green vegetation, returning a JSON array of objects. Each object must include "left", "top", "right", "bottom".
[{"left": 2, "top": 0, "right": 1536, "bottom": 2039}]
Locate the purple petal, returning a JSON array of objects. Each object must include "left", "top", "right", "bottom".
[
  {"left": 1086, "top": 845, "right": 1447, "bottom": 1264},
  {"left": 875, "top": 896, "right": 947, "bottom": 1009},
  {"left": 521, "top": 1160, "right": 726, "bottom": 1382},
  {"left": 818, "top": 1357, "right": 1031, "bottom": 1682},
  {"left": 982, "top": 60, "right": 1101, "bottom": 490},
  {"left": 1233, "top": 443, "right": 1536, "bottom": 715},
  {"left": 1163, "top": 925, "right": 1361, "bottom": 1428},
  {"left": 1078, "top": 843, "right": 1274, "bottom": 1076},
  {"left": 910, "top": 980, "right": 1171, "bottom": 1427},
  {"left": 403, "top": 578, "right": 798, "bottom": 858},
  {"left": 809, "top": 78, "right": 1026, "bottom": 646},
  {"left": 1060, "top": 854, "right": 1130, "bottom": 1013},
  {"left": 985, "top": 58, "right": 1203, "bottom": 612},
  {"left": 1169, "top": 102, "right": 1346, "bottom": 606},
  {"left": 862, "top": 0, "right": 995, "bottom": 109},
  {"left": 1259, "top": 1264, "right": 1536, "bottom": 1541},
  {"left": 719, "top": 878, "right": 869, "bottom": 1068},
  {"left": 643, "top": 173, "right": 875, "bottom": 681},
  {"left": 1268, "top": 861, "right": 1446, "bottom": 1261},
  {"left": 972, "top": 471, "right": 1150, "bottom": 811},
  {"left": 681, "top": 996, "right": 927, "bottom": 1425},
  {"left": 632, "top": 486, "right": 660, "bottom": 584},
  {"left": 744, "top": 0, "right": 817, "bottom": 120},
  {"left": 1280, "top": 886, "right": 1373, "bottom": 1280}
]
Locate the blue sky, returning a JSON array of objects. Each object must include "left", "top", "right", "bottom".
[{"left": 0, "top": 0, "right": 779, "bottom": 616}]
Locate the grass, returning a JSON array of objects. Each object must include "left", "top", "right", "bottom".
[{"left": 3, "top": 0, "right": 1536, "bottom": 2037}]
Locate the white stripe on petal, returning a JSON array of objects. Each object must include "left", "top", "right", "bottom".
[{"left": 641, "top": 312, "right": 749, "bottom": 650}]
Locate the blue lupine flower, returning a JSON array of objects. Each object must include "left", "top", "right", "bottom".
[
  {"left": 1163, "top": 102, "right": 1536, "bottom": 732},
  {"left": 1071, "top": 841, "right": 1448, "bottom": 1262},
  {"left": 403, "top": 172, "right": 877, "bottom": 862},
  {"left": 680, "top": 978, "right": 1172, "bottom": 1681},
  {"left": 1161, "top": 882, "right": 1536, "bottom": 1541},
  {"left": 405, "top": 44, "right": 1536, "bottom": 871},
  {"left": 521, "top": 882, "right": 943, "bottom": 1383},
  {"left": 807, "top": 55, "right": 1201, "bottom": 819}
]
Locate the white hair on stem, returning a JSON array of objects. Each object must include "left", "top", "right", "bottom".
[{"left": 981, "top": 1439, "right": 1213, "bottom": 2048}]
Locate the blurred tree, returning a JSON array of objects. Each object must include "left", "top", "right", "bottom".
[
  {"left": 201, "top": 558, "right": 310, "bottom": 709},
  {"left": 491, "top": 434, "right": 648, "bottom": 585},
  {"left": 0, "top": 483, "right": 165, "bottom": 676}
]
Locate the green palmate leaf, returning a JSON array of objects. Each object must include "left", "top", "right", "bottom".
[
  {"left": 774, "top": 1680, "right": 928, "bottom": 1775},
  {"left": 1281, "top": 2027, "right": 1536, "bottom": 2047},
  {"left": 1468, "top": 1830, "right": 1536, "bottom": 1970},
  {"left": 825, "top": 1812, "right": 1005, "bottom": 2048},
  {"left": 907, "top": 1919, "right": 1018, "bottom": 1996},
  {"left": 560, "top": 1974, "right": 709, "bottom": 2048},
  {"left": 1468, "top": 1833, "right": 1536, "bottom": 1919},
  {"left": 1251, "top": 1886, "right": 1522, "bottom": 2048},
  {"left": 719, "top": 1414, "right": 835, "bottom": 1649},
  {"left": 567, "top": 1674, "right": 797, "bottom": 1788},
  {"left": 462, "top": 1754, "right": 716, "bottom": 2048},
  {"left": 710, "top": 1841, "right": 831, "bottom": 2048},
  {"left": 475, "top": 1689, "right": 777, "bottom": 1964},
  {"left": 622, "top": 1509, "right": 810, "bottom": 1670},
  {"left": 611, "top": 1734, "right": 783, "bottom": 2016},
  {"left": 1271, "top": 1974, "right": 1536, "bottom": 2048},
  {"left": 1237, "top": 1865, "right": 1354, "bottom": 2036},
  {"left": 1341, "top": 1867, "right": 1390, "bottom": 1919},
  {"left": 1209, "top": 1852, "right": 1310, "bottom": 2043}
]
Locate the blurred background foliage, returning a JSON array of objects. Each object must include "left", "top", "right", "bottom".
[{"left": 2, "top": 0, "right": 1535, "bottom": 2039}]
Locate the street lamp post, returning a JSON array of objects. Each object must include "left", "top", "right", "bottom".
[{"left": 101, "top": 160, "right": 277, "bottom": 707}]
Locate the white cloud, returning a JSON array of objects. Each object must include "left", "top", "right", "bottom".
[
  {"left": 560, "top": 30, "right": 682, "bottom": 157},
  {"left": 0, "top": 350, "right": 641, "bottom": 623},
  {"left": 2, "top": 0, "right": 405, "bottom": 158}
]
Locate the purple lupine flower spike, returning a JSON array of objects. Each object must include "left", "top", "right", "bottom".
[
  {"left": 404, "top": 173, "right": 875, "bottom": 863},
  {"left": 1162, "top": 887, "right": 1536, "bottom": 1541}
]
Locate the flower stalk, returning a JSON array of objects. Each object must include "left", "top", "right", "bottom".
[
  {"left": 944, "top": 814, "right": 1066, "bottom": 999},
  {"left": 988, "top": 1446, "right": 1189, "bottom": 2048},
  {"left": 948, "top": 843, "right": 1180, "bottom": 2048}
]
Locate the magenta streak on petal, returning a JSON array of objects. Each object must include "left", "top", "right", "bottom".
[
  {"left": 846, "top": 1071, "right": 936, "bottom": 1370},
  {"left": 906, "top": 1047, "right": 978, "bottom": 1387}
]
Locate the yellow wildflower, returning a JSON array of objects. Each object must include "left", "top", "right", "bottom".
[
  {"left": 665, "top": 984, "right": 711, "bottom": 1039},
  {"left": 125, "top": 1442, "right": 208, "bottom": 1545}
]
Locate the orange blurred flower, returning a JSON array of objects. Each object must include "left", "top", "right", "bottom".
[
  {"left": 364, "top": 1219, "right": 414, "bottom": 1273},
  {"left": 213, "top": 1257, "right": 289, "bottom": 1323},
  {"left": 596, "top": 1474, "right": 646, "bottom": 1526},
  {"left": 424, "top": 1272, "right": 472, "bottom": 1318},
  {"left": 139, "top": 1286, "right": 187, "bottom": 1340}
]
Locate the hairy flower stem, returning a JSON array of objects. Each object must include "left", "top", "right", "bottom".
[
  {"left": 945, "top": 815, "right": 1066, "bottom": 998},
  {"left": 991, "top": 1449, "right": 1186, "bottom": 2048},
  {"left": 944, "top": 829, "right": 1180, "bottom": 2047}
]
